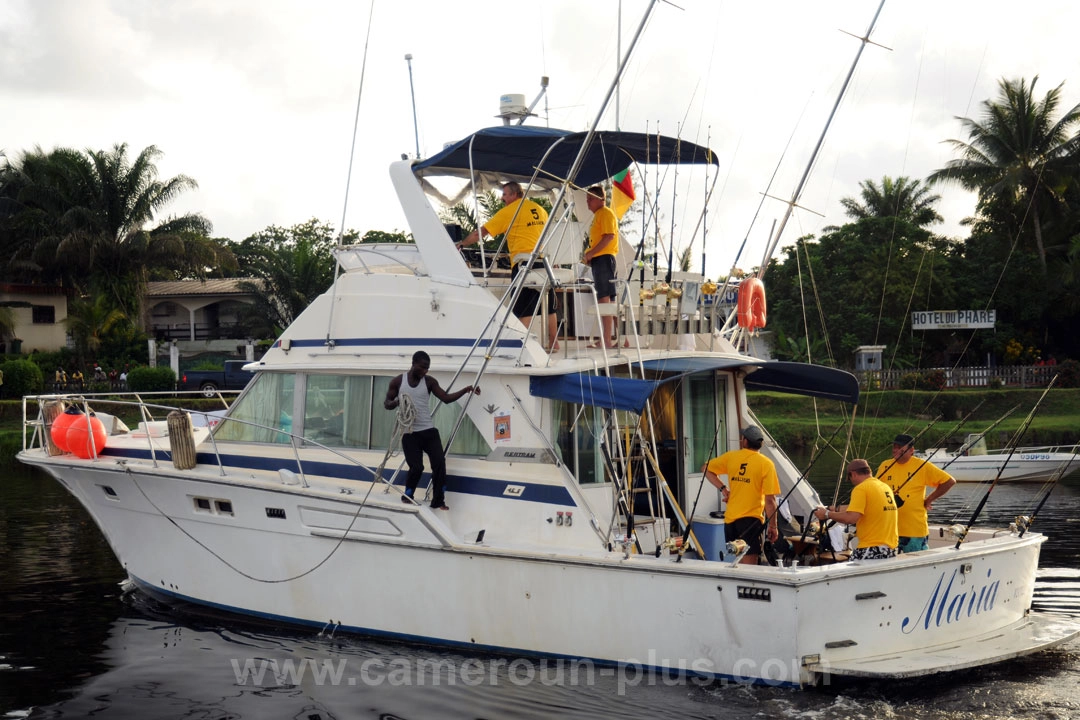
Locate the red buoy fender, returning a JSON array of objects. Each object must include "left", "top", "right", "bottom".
[{"left": 737, "top": 277, "right": 767, "bottom": 330}]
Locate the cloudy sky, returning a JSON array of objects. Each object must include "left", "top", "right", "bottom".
[{"left": 2, "top": 0, "right": 1076, "bottom": 278}]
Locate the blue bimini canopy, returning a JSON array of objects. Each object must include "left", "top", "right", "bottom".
[
  {"left": 529, "top": 374, "right": 659, "bottom": 413},
  {"left": 530, "top": 360, "right": 859, "bottom": 413},
  {"left": 414, "top": 126, "right": 718, "bottom": 189}
]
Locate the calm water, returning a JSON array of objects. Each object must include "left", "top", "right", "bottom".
[{"left": 2, "top": 463, "right": 1079, "bottom": 720}]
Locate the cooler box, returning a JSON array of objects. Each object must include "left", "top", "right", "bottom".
[{"left": 691, "top": 515, "right": 732, "bottom": 562}]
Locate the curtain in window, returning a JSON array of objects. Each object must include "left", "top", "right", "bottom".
[
  {"left": 687, "top": 374, "right": 721, "bottom": 469},
  {"left": 215, "top": 373, "right": 295, "bottom": 443}
]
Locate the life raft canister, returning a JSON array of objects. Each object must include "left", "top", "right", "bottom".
[{"left": 736, "top": 277, "right": 767, "bottom": 331}]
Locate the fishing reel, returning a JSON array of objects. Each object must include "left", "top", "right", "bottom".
[
  {"left": 659, "top": 535, "right": 686, "bottom": 557},
  {"left": 1011, "top": 515, "right": 1032, "bottom": 534},
  {"left": 726, "top": 539, "right": 749, "bottom": 563},
  {"left": 945, "top": 524, "right": 968, "bottom": 541},
  {"left": 661, "top": 535, "right": 685, "bottom": 552}
]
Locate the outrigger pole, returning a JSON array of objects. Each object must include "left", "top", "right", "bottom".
[
  {"left": 819, "top": 413, "right": 941, "bottom": 537},
  {"left": 1021, "top": 447, "right": 1080, "bottom": 537},
  {"left": 955, "top": 377, "right": 1058, "bottom": 549},
  {"left": 757, "top": 0, "right": 889, "bottom": 280},
  {"left": 872, "top": 414, "right": 943, "bottom": 487},
  {"left": 886, "top": 402, "right": 985, "bottom": 507},
  {"left": 936, "top": 404, "right": 1021, "bottom": 473}
]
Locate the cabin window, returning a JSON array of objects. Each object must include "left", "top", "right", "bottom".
[
  {"left": 214, "top": 372, "right": 296, "bottom": 443},
  {"left": 216, "top": 372, "right": 486, "bottom": 455},
  {"left": 371, "top": 374, "right": 488, "bottom": 456},
  {"left": 303, "top": 373, "right": 360, "bottom": 447}
]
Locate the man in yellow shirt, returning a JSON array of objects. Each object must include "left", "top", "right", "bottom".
[
  {"left": 815, "top": 459, "right": 898, "bottom": 560},
  {"left": 458, "top": 182, "right": 558, "bottom": 351},
  {"left": 876, "top": 433, "right": 956, "bottom": 553},
  {"left": 704, "top": 425, "right": 780, "bottom": 565},
  {"left": 583, "top": 185, "right": 620, "bottom": 348}
]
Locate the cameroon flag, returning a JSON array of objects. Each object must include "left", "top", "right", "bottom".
[{"left": 612, "top": 168, "right": 635, "bottom": 219}]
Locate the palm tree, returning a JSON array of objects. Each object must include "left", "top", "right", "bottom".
[
  {"left": 439, "top": 190, "right": 503, "bottom": 251},
  {"left": 235, "top": 219, "right": 338, "bottom": 335},
  {"left": 66, "top": 295, "right": 129, "bottom": 356},
  {"left": 3, "top": 144, "right": 231, "bottom": 316},
  {"left": 928, "top": 76, "right": 1080, "bottom": 277},
  {"left": 839, "top": 176, "right": 943, "bottom": 227},
  {"left": 0, "top": 305, "right": 17, "bottom": 345}
]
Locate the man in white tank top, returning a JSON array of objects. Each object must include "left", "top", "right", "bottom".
[{"left": 384, "top": 351, "right": 480, "bottom": 509}]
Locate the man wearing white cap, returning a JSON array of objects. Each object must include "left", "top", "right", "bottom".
[{"left": 704, "top": 425, "right": 780, "bottom": 565}]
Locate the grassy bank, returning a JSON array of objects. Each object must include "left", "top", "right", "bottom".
[{"left": 750, "top": 388, "right": 1080, "bottom": 452}]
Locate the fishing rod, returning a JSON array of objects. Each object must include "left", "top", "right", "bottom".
[
  {"left": 816, "top": 412, "right": 947, "bottom": 544},
  {"left": 783, "top": 422, "right": 847, "bottom": 548},
  {"left": 828, "top": 404, "right": 859, "bottom": 510},
  {"left": 728, "top": 422, "right": 847, "bottom": 566},
  {"left": 678, "top": 396, "right": 730, "bottom": 554},
  {"left": 937, "top": 404, "right": 1021, "bottom": 473},
  {"left": 1018, "top": 442, "right": 1080, "bottom": 538},
  {"left": 777, "top": 421, "right": 847, "bottom": 519},
  {"left": 887, "top": 402, "right": 985, "bottom": 507},
  {"left": 955, "top": 377, "right": 1058, "bottom": 549},
  {"left": 872, "top": 414, "right": 944, "bottom": 485},
  {"left": 812, "top": 406, "right": 859, "bottom": 555},
  {"left": 599, "top": 437, "right": 643, "bottom": 556}
]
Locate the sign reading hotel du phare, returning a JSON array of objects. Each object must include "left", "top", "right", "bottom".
[{"left": 911, "top": 309, "right": 996, "bottom": 330}]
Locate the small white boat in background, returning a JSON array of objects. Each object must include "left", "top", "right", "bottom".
[{"left": 919, "top": 434, "right": 1080, "bottom": 484}]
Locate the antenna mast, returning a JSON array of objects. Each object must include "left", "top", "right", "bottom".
[{"left": 405, "top": 53, "right": 420, "bottom": 158}]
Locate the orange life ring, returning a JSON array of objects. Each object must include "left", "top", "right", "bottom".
[{"left": 737, "top": 277, "right": 767, "bottom": 331}]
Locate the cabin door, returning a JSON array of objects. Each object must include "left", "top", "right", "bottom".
[{"left": 681, "top": 373, "right": 725, "bottom": 507}]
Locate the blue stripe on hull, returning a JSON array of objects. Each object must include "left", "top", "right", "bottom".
[
  {"left": 99, "top": 447, "right": 576, "bottom": 506},
  {"left": 274, "top": 337, "right": 524, "bottom": 349}
]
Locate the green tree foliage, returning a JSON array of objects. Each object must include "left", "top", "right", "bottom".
[
  {"left": 928, "top": 77, "right": 1080, "bottom": 278},
  {"left": 126, "top": 365, "right": 176, "bottom": 393},
  {"left": 839, "top": 176, "right": 943, "bottom": 227},
  {"left": 65, "top": 295, "right": 130, "bottom": 358},
  {"left": 0, "top": 144, "right": 235, "bottom": 318},
  {"left": 439, "top": 190, "right": 505, "bottom": 252},
  {"left": 361, "top": 229, "right": 412, "bottom": 243},
  {"left": 0, "top": 358, "right": 43, "bottom": 398},
  {"left": 929, "top": 77, "right": 1080, "bottom": 358},
  {"left": 766, "top": 218, "right": 960, "bottom": 369},
  {"left": 0, "top": 305, "right": 17, "bottom": 342},
  {"left": 233, "top": 219, "right": 347, "bottom": 336}
]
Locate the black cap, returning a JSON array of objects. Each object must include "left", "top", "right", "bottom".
[
  {"left": 893, "top": 433, "right": 915, "bottom": 447},
  {"left": 741, "top": 425, "right": 764, "bottom": 443}
]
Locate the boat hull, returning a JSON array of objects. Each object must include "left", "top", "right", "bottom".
[
  {"left": 924, "top": 451, "right": 1079, "bottom": 483},
  {"left": 24, "top": 451, "right": 1079, "bottom": 687}
]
